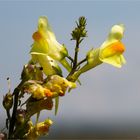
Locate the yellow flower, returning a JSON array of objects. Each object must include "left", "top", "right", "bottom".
[
  {"left": 24, "top": 82, "right": 53, "bottom": 100},
  {"left": 30, "top": 16, "right": 72, "bottom": 76},
  {"left": 35, "top": 119, "right": 53, "bottom": 136},
  {"left": 99, "top": 24, "right": 126, "bottom": 68},
  {"left": 31, "top": 17, "right": 67, "bottom": 60},
  {"left": 32, "top": 84, "right": 45, "bottom": 99},
  {"left": 25, "top": 119, "right": 53, "bottom": 140},
  {"left": 44, "top": 75, "right": 76, "bottom": 96},
  {"left": 68, "top": 24, "right": 126, "bottom": 82},
  {"left": 44, "top": 75, "right": 76, "bottom": 115}
]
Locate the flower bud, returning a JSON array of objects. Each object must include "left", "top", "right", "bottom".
[
  {"left": 25, "top": 119, "right": 53, "bottom": 139},
  {"left": 35, "top": 119, "right": 53, "bottom": 136},
  {"left": 16, "top": 109, "right": 26, "bottom": 125},
  {"left": 3, "top": 93, "right": 13, "bottom": 110},
  {"left": 16, "top": 114, "right": 25, "bottom": 125},
  {"left": 71, "top": 16, "right": 87, "bottom": 40}
]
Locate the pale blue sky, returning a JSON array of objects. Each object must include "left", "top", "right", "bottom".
[{"left": 0, "top": 0, "right": 140, "bottom": 138}]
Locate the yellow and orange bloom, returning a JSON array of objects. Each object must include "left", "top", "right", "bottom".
[
  {"left": 99, "top": 24, "right": 126, "bottom": 68},
  {"left": 44, "top": 75, "right": 77, "bottom": 96},
  {"left": 23, "top": 75, "right": 76, "bottom": 100},
  {"left": 30, "top": 16, "right": 72, "bottom": 76},
  {"left": 31, "top": 16, "right": 66, "bottom": 60},
  {"left": 25, "top": 119, "right": 53, "bottom": 140},
  {"left": 43, "top": 75, "right": 76, "bottom": 115},
  {"left": 69, "top": 24, "right": 126, "bottom": 82},
  {"left": 35, "top": 119, "right": 53, "bottom": 136},
  {"left": 23, "top": 82, "right": 54, "bottom": 100}
]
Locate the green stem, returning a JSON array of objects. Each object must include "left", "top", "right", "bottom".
[
  {"left": 66, "top": 39, "right": 80, "bottom": 80},
  {"left": 71, "top": 59, "right": 102, "bottom": 82},
  {"left": 36, "top": 112, "right": 40, "bottom": 124},
  {"left": 73, "top": 39, "right": 79, "bottom": 69},
  {"left": 6, "top": 109, "right": 10, "bottom": 129},
  {"left": 8, "top": 80, "right": 25, "bottom": 139},
  {"left": 6, "top": 110, "right": 10, "bottom": 122},
  {"left": 67, "top": 39, "right": 80, "bottom": 77},
  {"left": 66, "top": 55, "right": 74, "bottom": 63},
  {"left": 76, "top": 58, "right": 87, "bottom": 67}
]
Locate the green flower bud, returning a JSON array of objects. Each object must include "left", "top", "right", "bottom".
[
  {"left": 16, "top": 114, "right": 25, "bottom": 125},
  {"left": 71, "top": 16, "right": 87, "bottom": 40},
  {"left": 79, "top": 16, "right": 87, "bottom": 27},
  {"left": 3, "top": 93, "right": 13, "bottom": 110}
]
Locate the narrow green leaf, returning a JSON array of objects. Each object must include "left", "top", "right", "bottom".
[
  {"left": 36, "top": 111, "right": 40, "bottom": 124},
  {"left": 55, "top": 96, "right": 59, "bottom": 115}
]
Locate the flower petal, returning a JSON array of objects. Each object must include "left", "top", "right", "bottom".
[
  {"left": 99, "top": 41, "right": 126, "bottom": 68},
  {"left": 31, "top": 52, "right": 62, "bottom": 76},
  {"left": 100, "top": 54, "right": 126, "bottom": 68},
  {"left": 109, "top": 24, "right": 124, "bottom": 40},
  {"left": 100, "top": 41, "right": 125, "bottom": 59}
]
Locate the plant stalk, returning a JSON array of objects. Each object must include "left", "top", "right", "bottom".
[{"left": 8, "top": 80, "right": 25, "bottom": 138}]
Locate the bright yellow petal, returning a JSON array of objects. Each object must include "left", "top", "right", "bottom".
[
  {"left": 31, "top": 42, "right": 49, "bottom": 55},
  {"left": 31, "top": 16, "right": 68, "bottom": 61},
  {"left": 31, "top": 53, "right": 62, "bottom": 76},
  {"left": 120, "top": 55, "right": 126, "bottom": 64},
  {"left": 100, "top": 54, "right": 126, "bottom": 68},
  {"left": 38, "top": 16, "right": 55, "bottom": 38}
]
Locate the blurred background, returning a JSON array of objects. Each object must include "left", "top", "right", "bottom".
[{"left": 0, "top": 0, "right": 140, "bottom": 139}]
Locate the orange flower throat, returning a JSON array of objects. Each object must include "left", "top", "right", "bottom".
[
  {"left": 110, "top": 41, "right": 125, "bottom": 54},
  {"left": 32, "top": 31, "right": 42, "bottom": 41}
]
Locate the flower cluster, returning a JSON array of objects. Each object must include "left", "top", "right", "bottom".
[
  {"left": 2, "top": 16, "right": 126, "bottom": 139},
  {"left": 23, "top": 74, "right": 76, "bottom": 99}
]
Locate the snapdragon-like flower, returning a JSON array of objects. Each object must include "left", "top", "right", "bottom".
[
  {"left": 69, "top": 24, "right": 126, "bottom": 82},
  {"left": 30, "top": 16, "right": 71, "bottom": 76},
  {"left": 99, "top": 24, "right": 126, "bottom": 68},
  {"left": 25, "top": 119, "right": 53, "bottom": 140}
]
